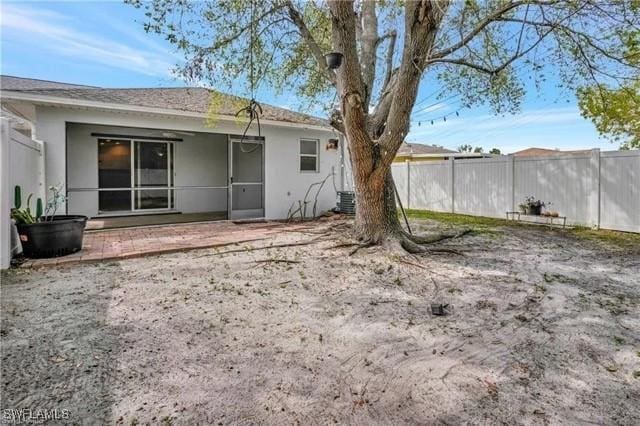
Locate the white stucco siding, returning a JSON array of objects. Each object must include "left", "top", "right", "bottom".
[
  {"left": 261, "top": 126, "right": 340, "bottom": 219},
  {"left": 33, "top": 105, "right": 339, "bottom": 219}
]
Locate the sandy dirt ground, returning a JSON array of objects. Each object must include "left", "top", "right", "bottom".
[{"left": 1, "top": 217, "right": 639, "bottom": 425}]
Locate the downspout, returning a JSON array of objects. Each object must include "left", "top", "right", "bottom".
[{"left": 339, "top": 134, "right": 346, "bottom": 191}]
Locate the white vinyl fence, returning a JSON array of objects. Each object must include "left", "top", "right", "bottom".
[
  {"left": 392, "top": 149, "right": 640, "bottom": 233},
  {"left": 1, "top": 118, "right": 45, "bottom": 268}
]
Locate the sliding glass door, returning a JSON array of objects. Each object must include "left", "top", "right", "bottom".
[
  {"left": 133, "top": 141, "right": 173, "bottom": 210},
  {"left": 98, "top": 139, "right": 132, "bottom": 212},
  {"left": 98, "top": 138, "right": 174, "bottom": 214}
]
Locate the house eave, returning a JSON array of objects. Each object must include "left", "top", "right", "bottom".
[{"left": 0, "top": 90, "right": 334, "bottom": 132}]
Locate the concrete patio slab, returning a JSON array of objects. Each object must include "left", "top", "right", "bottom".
[{"left": 22, "top": 220, "right": 311, "bottom": 268}]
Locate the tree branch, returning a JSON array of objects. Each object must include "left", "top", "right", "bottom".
[
  {"left": 360, "top": 0, "right": 378, "bottom": 109},
  {"left": 426, "top": 3, "right": 584, "bottom": 77},
  {"left": 381, "top": 30, "right": 397, "bottom": 92},
  {"left": 207, "top": 5, "right": 287, "bottom": 51},
  {"left": 430, "top": 0, "right": 560, "bottom": 60},
  {"left": 286, "top": 0, "right": 337, "bottom": 86},
  {"left": 377, "top": 0, "right": 449, "bottom": 166},
  {"left": 329, "top": 0, "right": 375, "bottom": 174},
  {"left": 424, "top": 25, "right": 550, "bottom": 75},
  {"left": 495, "top": 17, "right": 640, "bottom": 71}
]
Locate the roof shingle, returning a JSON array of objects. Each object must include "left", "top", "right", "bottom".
[{"left": 1, "top": 76, "right": 328, "bottom": 127}]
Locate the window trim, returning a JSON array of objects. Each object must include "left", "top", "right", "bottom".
[{"left": 299, "top": 138, "right": 320, "bottom": 173}]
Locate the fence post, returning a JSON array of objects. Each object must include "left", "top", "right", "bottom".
[
  {"left": 405, "top": 160, "right": 411, "bottom": 209},
  {"left": 590, "top": 148, "right": 601, "bottom": 229},
  {"left": 449, "top": 156, "right": 455, "bottom": 213},
  {"left": 0, "top": 119, "right": 11, "bottom": 269},
  {"left": 507, "top": 154, "right": 515, "bottom": 212}
]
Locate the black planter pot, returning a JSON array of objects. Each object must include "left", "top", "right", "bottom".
[
  {"left": 16, "top": 215, "right": 88, "bottom": 259},
  {"left": 526, "top": 205, "right": 542, "bottom": 216},
  {"left": 324, "top": 52, "right": 343, "bottom": 69}
]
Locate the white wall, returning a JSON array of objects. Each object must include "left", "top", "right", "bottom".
[
  {"left": 392, "top": 150, "right": 640, "bottom": 233},
  {"left": 599, "top": 151, "right": 640, "bottom": 233},
  {"left": 1, "top": 119, "right": 45, "bottom": 268},
  {"left": 33, "top": 106, "right": 339, "bottom": 220},
  {"left": 409, "top": 160, "right": 452, "bottom": 213}
]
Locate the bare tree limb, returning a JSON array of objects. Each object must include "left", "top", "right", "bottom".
[
  {"left": 377, "top": 0, "right": 449, "bottom": 165},
  {"left": 425, "top": 3, "right": 585, "bottom": 77},
  {"left": 430, "top": 0, "right": 561, "bottom": 60},
  {"left": 360, "top": 0, "right": 379, "bottom": 109},
  {"left": 495, "top": 17, "right": 640, "bottom": 72},
  {"left": 216, "top": 6, "right": 286, "bottom": 50},
  {"left": 381, "top": 30, "right": 397, "bottom": 93},
  {"left": 329, "top": 0, "right": 375, "bottom": 177}
]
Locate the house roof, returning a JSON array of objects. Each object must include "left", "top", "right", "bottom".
[
  {"left": 0, "top": 76, "right": 328, "bottom": 128},
  {"left": 397, "top": 142, "right": 457, "bottom": 156},
  {"left": 511, "top": 147, "right": 591, "bottom": 157},
  {"left": 1, "top": 75, "right": 97, "bottom": 90}
]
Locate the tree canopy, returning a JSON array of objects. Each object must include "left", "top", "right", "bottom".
[
  {"left": 129, "top": 0, "right": 640, "bottom": 247},
  {"left": 129, "top": 0, "right": 639, "bottom": 122},
  {"left": 577, "top": 28, "right": 639, "bottom": 149}
]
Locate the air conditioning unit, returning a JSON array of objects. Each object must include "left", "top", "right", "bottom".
[{"left": 337, "top": 191, "right": 355, "bottom": 215}]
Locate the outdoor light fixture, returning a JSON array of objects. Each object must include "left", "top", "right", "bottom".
[{"left": 325, "top": 52, "right": 343, "bottom": 69}]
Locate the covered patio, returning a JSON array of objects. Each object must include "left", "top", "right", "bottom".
[{"left": 66, "top": 123, "right": 265, "bottom": 222}]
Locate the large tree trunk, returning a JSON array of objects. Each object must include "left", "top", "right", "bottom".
[
  {"left": 352, "top": 164, "right": 402, "bottom": 243},
  {"left": 328, "top": 0, "right": 461, "bottom": 252}
]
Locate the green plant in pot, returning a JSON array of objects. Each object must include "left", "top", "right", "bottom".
[
  {"left": 10, "top": 184, "right": 88, "bottom": 259},
  {"left": 519, "top": 196, "right": 546, "bottom": 216}
]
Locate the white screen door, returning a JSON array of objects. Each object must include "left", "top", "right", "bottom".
[{"left": 229, "top": 138, "right": 264, "bottom": 219}]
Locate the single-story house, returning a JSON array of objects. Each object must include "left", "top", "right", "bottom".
[
  {"left": 1, "top": 75, "right": 346, "bottom": 222},
  {"left": 394, "top": 142, "right": 491, "bottom": 163}
]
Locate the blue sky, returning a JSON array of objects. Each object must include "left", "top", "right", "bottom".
[{"left": 0, "top": 1, "right": 619, "bottom": 153}]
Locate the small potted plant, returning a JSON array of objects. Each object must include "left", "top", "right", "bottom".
[
  {"left": 11, "top": 184, "right": 88, "bottom": 259},
  {"left": 519, "top": 196, "right": 546, "bottom": 216}
]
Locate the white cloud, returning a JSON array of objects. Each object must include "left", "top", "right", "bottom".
[{"left": 1, "top": 4, "right": 177, "bottom": 77}]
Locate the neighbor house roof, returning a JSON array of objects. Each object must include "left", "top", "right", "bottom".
[
  {"left": 512, "top": 147, "right": 592, "bottom": 157},
  {"left": 0, "top": 76, "right": 328, "bottom": 128},
  {"left": 397, "top": 143, "right": 456, "bottom": 156}
]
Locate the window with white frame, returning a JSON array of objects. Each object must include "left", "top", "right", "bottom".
[{"left": 299, "top": 139, "right": 319, "bottom": 172}]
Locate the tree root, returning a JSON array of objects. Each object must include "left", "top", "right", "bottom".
[
  {"left": 403, "top": 228, "right": 471, "bottom": 244},
  {"left": 400, "top": 229, "right": 470, "bottom": 255},
  {"left": 211, "top": 238, "right": 329, "bottom": 256},
  {"left": 328, "top": 242, "right": 361, "bottom": 249},
  {"left": 349, "top": 241, "right": 376, "bottom": 256}
]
